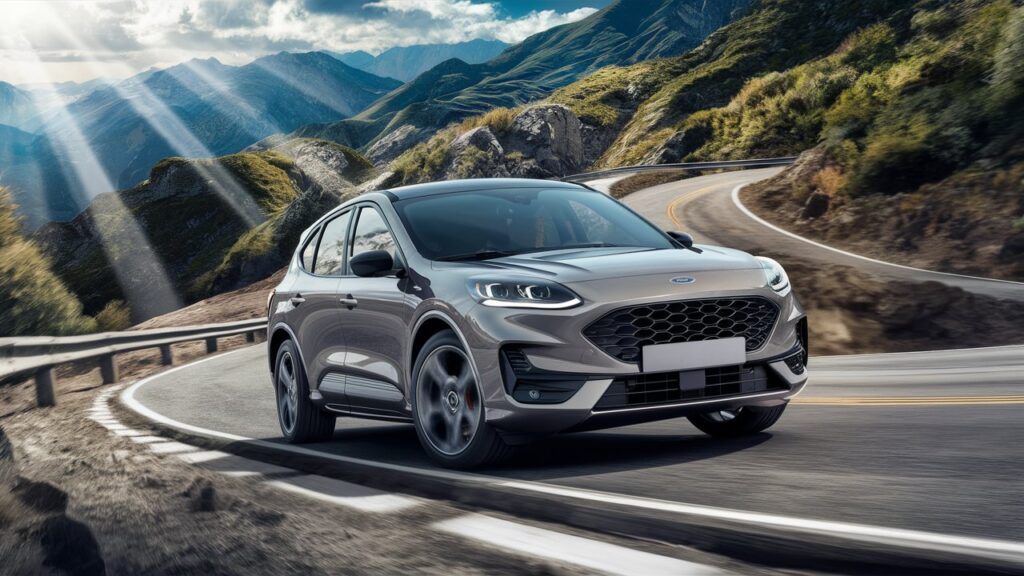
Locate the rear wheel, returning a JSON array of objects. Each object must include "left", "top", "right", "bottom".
[
  {"left": 688, "top": 403, "right": 787, "bottom": 437},
  {"left": 275, "top": 340, "right": 335, "bottom": 443},
  {"left": 411, "top": 331, "right": 511, "bottom": 468}
]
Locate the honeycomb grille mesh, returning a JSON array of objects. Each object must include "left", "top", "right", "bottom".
[{"left": 583, "top": 297, "right": 779, "bottom": 364}]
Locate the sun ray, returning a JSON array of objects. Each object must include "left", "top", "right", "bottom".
[
  {"left": 45, "top": 14, "right": 267, "bottom": 229},
  {"left": 8, "top": 37, "right": 183, "bottom": 321}
]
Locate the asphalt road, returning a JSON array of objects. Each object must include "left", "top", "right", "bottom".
[
  {"left": 129, "top": 169, "right": 1024, "bottom": 546},
  {"left": 626, "top": 167, "right": 1024, "bottom": 301}
]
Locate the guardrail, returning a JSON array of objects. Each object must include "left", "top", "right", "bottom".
[
  {"left": 0, "top": 318, "right": 267, "bottom": 407},
  {"left": 562, "top": 156, "right": 797, "bottom": 182}
]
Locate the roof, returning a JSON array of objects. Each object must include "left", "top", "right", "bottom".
[{"left": 383, "top": 178, "right": 588, "bottom": 201}]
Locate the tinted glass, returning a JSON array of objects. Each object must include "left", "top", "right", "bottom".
[
  {"left": 314, "top": 211, "right": 351, "bottom": 275},
  {"left": 393, "top": 188, "right": 673, "bottom": 260},
  {"left": 350, "top": 206, "right": 397, "bottom": 262},
  {"left": 300, "top": 228, "right": 320, "bottom": 271}
]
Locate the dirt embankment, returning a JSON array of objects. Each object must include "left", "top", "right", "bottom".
[
  {"left": 785, "top": 261, "right": 1024, "bottom": 355},
  {"left": 743, "top": 147, "right": 1024, "bottom": 282},
  {"left": 608, "top": 170, "right": 694, "bottom": 198}
]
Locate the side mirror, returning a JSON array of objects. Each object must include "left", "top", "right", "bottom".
[
  {"left": 350, "top": 250, "right": 394, "bottom": 277},
  {"left": 667, "top": 231, "right": 702, "bottom": 253}
]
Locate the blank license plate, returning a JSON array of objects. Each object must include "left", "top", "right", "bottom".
[{"left": 641, "top": 337, "right": 746, "bottom": 372}]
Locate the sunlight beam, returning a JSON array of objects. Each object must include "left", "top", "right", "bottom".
[
  {"left": 9, "top": 37, "right": 183, "bottom": 321},
  {"left": 46, "top": 14, "right": 267, "bottom": 229}
]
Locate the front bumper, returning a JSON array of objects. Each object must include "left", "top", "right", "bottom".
[{"left": 457, "top": 272, "right": 809, "bottom": 436}]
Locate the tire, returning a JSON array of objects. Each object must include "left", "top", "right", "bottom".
[
  {"left": 410, "top": 330, "right": 511, "bottom": 469},
  {"left": 274, "top": 339, "right": 335, "bottom": 443},
  {"left": 688, "top": 403, "right": 788, "bottom": 437}
]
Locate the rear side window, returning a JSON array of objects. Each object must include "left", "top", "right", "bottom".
[
  {"left": 300, "top": 228, "right": 320, "bottom": 271},
  {"left": 314, "top": 211, "right": 352, "bottom": 276}
]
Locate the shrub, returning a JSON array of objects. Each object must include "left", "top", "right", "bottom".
[
  {"left": 94, "top": 300, "right": 132, "bottom": 332},
  {"left": 846, "top": 134, "right": 953, "bottom": 196},
  {"left": 812, "top": 166, "right": 846, "bottom": 196},
  {"left": 0, "top": 188, "right": 96, "bottom": 336},
  {"left": 459, "top": 107, "right": 519, "bottom": 134}
]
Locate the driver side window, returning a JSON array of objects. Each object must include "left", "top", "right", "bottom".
[
  {"left": 314, "top": 210, "right": 352, "bottom": 276},
  {"left": 350, "top": 206, "right": 399, "bottom": 270}
]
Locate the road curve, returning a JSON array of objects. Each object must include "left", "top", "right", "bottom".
[
  {"left": 124, "top": 169, "right": 1024, "bottom": 558},
  {"left": 624, "top": 167, "right": 1024, "bottom": 301}
]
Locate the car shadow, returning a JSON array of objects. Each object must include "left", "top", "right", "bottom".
[
  {"left": 485, "top": 430, "right": 772, "bottom": 480},
  {"left": 256, "top": 418, "right": 773, "bottom": 479}
]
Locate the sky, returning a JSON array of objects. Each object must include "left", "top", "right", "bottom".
[{"left": 0, "top": 0, "right": 612, "bottom": 85}]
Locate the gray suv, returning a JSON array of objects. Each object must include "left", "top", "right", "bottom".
[{"left": 267, "top": 178, "right": 808, "bottom": 468}]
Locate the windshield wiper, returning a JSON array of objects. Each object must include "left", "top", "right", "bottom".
[
  {"left": 436, "top": 249, "right": 520, "bottom": 262},
  {"left": 551, "top": 242, "right": 640, "bottom": 250}
]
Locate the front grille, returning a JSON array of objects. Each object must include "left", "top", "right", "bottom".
[
  {"left": 593, "top": 365, "right": 783, "bottom": 411},
  {"left": 583, "top": 297, "right": 780, "bottom": 364}
]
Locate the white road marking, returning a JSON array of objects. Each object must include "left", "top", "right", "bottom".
[
  {"left": 121, "top": 347, "right": 1024, "bottom": 565},
  {"left": 265, "top": 475, "right": 420, "bottom": 513},
  {"left": 112, "top": 429, "right": 148, "bottom": 437},
  {"left": 177, "top": 450, "right": 231, "bottom": 464},
  {"left": 148, "top": 441, "right": 199, "bottom": 455},
  {"left": 436, "top": 514, "right": 724, "bottom": 576},
  {"left": 129, "top": 435, "right": 169, "bottom": 444},
  {"left": 498, "top": 481, "right": 1024, "bottom": 563},
  {"left": 730, "top": 183, "right": 1024, "bottom": 286}
]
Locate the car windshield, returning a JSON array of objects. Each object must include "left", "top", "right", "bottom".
[{"left": 393, "top": 187, "right": 674, "bottom": 261}]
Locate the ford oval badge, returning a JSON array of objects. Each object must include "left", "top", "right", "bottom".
[{"left": 670, "top": 276, "right": 695, "bottom": 285}]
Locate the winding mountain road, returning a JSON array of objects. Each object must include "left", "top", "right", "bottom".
[{"left": 123, "top": 169, "right": 1024, "bottom": 567}]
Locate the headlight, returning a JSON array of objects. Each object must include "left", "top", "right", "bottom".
[
  {"left": 756, "top": 256, "right": 790, "bottom": 294},
  {"left": 467, "top": 277, "right": 581, "bottom": 309}
]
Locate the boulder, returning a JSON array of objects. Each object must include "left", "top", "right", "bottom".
[
  {"left": 504, "top": 104, "right": 585, "bottom": 177},
  {"left": 801, "top": 192, "right": 830, "bottom": 219},
  {"left": 444, "top": 126, "right": 509, "bottom": 179}
]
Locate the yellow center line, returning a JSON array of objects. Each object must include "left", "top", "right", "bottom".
[
  {"left": 793, "top": 396, "right": 1024, "bottom": 406},
  {"left": 665, "top": 184, "right": 722, "bottom": 229}
]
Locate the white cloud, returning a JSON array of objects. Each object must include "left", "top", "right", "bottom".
[{"left": 0, "top": 0, "right": 599, "bottom": 84}]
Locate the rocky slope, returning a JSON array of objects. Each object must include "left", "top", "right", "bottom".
[
  {"left": 286, "top": 0, "right": 752, "bottom": 162},
  {"left": 388, "top": 104, "right": 587, "bottom": 185},
  {"left": 33, "top": 140, "right": 373, "bottom": 322}
]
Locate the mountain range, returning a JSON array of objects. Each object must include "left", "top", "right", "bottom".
[
  {"left": 331, "top": 39, "right": 509, "bottom": 82},
  {"left": 0, "top": 81, "right": 35, "bottom": 131},
  {"left": 0, "top": 52, "right": 400, "bottom": 228},
  {"left": 288, "top": 0, "right": 753, "bottom": 162}
]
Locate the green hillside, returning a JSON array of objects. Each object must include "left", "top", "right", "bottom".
[
  {"left": 550, "top": 0, "right": 919, "bottom": 167},
  {"left": 35, "top": 140, "right": 373, "bottom": 321}
]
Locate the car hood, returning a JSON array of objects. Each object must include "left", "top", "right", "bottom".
[{"left": 432, "top": 245, "right": 764, "bottom": 283}]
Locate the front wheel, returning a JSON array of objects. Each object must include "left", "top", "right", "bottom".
[
  {"left": 275, "top": 340, "right": 335, "bottom": 443},
  {"left": 411, "top": 331, "right": 511, "bottom": 469},
  {"left": 688, "top": 403, "right": 787, "bottom": 437}
]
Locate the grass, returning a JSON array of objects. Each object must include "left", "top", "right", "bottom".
[{"left": 0, "top": 187, "right": 96, "bottom": 336}]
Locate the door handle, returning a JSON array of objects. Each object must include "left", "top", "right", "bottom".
[
  {"left": 339, "top": 295, "right": 358, "bottom": 309},
  {"left": 289, "top": 295, "right": 306, "bottom": 305}
]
